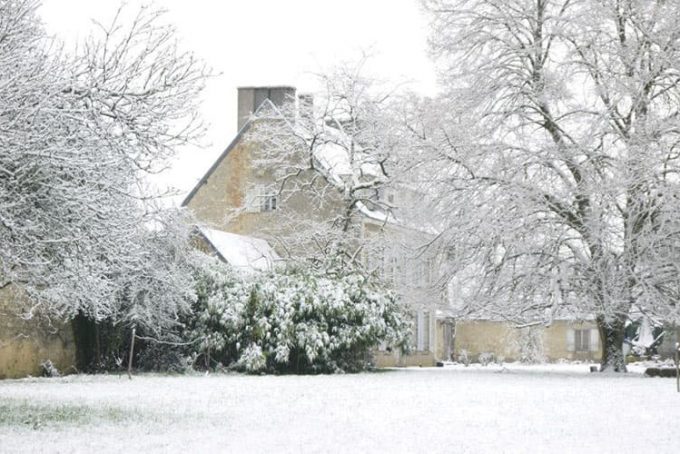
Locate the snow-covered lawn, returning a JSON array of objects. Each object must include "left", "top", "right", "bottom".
[{"left": 0, "top": 364, "right": 678, "bottom": 453}]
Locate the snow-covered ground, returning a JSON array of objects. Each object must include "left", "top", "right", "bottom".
[{"left": 0, "top": 364, "right": 678, "bottom": 453}]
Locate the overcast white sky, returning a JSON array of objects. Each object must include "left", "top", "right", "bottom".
[{"left": 39, "top": 0, "right": 436, "bottom": 202}]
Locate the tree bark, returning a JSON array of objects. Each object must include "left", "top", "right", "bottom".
[{"left": 597, "top": 315, "right": 627, "bottom": 372}]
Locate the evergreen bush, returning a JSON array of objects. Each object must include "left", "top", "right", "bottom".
[{"left": 187, "top": 258, "right": 410, "bottom": 374}]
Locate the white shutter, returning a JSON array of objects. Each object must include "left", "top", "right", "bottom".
[
  {"left": 422, "top": 312, "right": 431, "bottom": 352},
  {"left": 566, "top": 329, "right": 575, "bottom": 352},
  {"left": 590, "top": 328, "right": 600, "bottom": 352},
  {"left": 416, "top": 311, "right": 425, "bottom": 351}
]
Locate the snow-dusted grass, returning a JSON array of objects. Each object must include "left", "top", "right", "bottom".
[{"left": 0, "top": 364, "right": 678, "bottom": 453}]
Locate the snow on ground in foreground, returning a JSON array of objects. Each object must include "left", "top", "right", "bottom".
[{"left": 0, "top": 364, "right": 678, "bottom": 453}]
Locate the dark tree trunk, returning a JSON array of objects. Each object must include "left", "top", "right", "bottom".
[{"left": 597, "top": 315, "right": 627, "bottom": 372}]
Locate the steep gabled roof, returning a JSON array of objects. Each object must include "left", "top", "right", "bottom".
[{"left": 181, "top": 123, "right": 251, "bottom": 207}]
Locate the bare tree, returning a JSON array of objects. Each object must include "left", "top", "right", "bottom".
[
  {"left": 116, "top": 207, "right": 197, "bottom": 337},
  {"left": 418, "top": 0, "right": 680, "bottom": 371},
  {"left": 243, "top": 58, "right": 403, "bottom": 269},
  {"left": 0, "top": 0, "right": 208, "bottom": 321}
]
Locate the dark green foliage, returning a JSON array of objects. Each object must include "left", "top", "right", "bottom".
[
  {"left": 135, "top": 342, "right": 188, "bottom": 373},
  {"left": 71, "top": 313, "right": 128, "bottom": 372},
  {"left": 187, "top": 258, "right": 411, "bottom": 374}
]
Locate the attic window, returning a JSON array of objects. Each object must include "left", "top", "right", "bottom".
[
  {"left": 261, "top": 193, "right": 277, "bottom": 212},
  {"left": 247, "top": 185, "right": 279, "bottom": 212},
  {"left": 380, "top": 189, "right": 396, "bottom": 206}
]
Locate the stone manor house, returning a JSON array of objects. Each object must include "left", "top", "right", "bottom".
[{"left": 182, "top": 86, "right": 454, "bottom": 367}]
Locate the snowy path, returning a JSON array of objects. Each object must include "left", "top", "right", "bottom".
[{"left": 0, "top": 365, "right": 678, "bottom": 453}]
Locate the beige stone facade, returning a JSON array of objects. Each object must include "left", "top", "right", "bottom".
[
  {"left": 0, "top": 285, "right": 76, "bottom": 379},
  {"left": 454, "top": 319, "right": 602, "bottom": 363}
]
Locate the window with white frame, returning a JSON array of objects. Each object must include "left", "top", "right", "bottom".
[
  {"left": 413, "top": 258, "right": 434, "bottom": 287},
  {"left": 567, "top": 328, "right": 599, "bottom": 353},
  {"left": 386, "top": 255, "right": 399, "bottom": 285},
  {"left": 247, "top": 185, "right": 278, "bottom": 212}
]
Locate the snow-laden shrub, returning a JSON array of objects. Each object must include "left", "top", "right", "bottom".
[
  {"left": 478, "top": 352, "right": 494, "bottom": 366},
  {"left": 186, "top": 257, "right": 249, "bottom": 369},
  {"left": 237, "top": 344, "right": 267, "bottom": 373},
  {"left": 516, "top": 326, "right": 546, "bottom": 364},
  {"left": 40, "top": 360, "right": 60, "bottom": 378},
  {"left": 136, "top": 342, "right": 189, "bottom": 373},
  {"left": 188, "top": 258, "right": 410, "bottom": 374}
]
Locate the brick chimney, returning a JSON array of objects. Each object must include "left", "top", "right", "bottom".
[{"left": 237, "top": 86, "right": 296, "bottom": 131}]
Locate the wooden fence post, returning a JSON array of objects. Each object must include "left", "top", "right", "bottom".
[
  {"left": 127, "top": 327, "right": 136, "bottom": 380},
  {"left": 675, "top": 342, "right": 679, "bottom": 393}
]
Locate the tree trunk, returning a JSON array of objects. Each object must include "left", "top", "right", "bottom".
[{"left": 597, "top": 315, "right": 627, "bottom": 372}]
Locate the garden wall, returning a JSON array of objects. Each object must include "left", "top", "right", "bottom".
[{"left": 0, "top": 285, "right": 76, "bottom": 378}]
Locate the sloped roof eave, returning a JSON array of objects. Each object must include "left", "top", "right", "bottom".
[{"left": 181, "top": 121, "right": 252, "bottom": 207}]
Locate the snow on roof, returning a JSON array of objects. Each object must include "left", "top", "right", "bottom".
[
  {"left": 199, "top": 227, "right": 279, "bottom": 272},
  {"left": 312, "top": 126, "right": 383, "bottom": 179},
  {"left": 258, "top": 99, "right": 385, "bottom": 189},
  {"left": 313, "top": 140, "right": 352, "bottom": 181},
  {"left": 356, "top": 201, "right": 392, "bottom": 224}
]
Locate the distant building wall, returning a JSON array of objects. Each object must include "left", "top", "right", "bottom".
[
  {"left": 185, "top": 136, "right": 252, "bottom": 231},
  {"left": 454, "top": 320, "right": 521, "bottom": 361},
  {"left": 0, "top": 285, "right": 76, "bottom": 379},
  {"left": 454, "top": 320, "right": 601, "bottom": 362},
  {"left": 655, "top": 324, "right": 679, "bottom": 359},
  {"left": 543, "top": 320, "right": 601, "bottom": 362},
  {"left": 373, "top": 350, "right": 437, "bottom": 368},
  {"left": 372, "top": 314, "right": 449, "bottom": 368}
]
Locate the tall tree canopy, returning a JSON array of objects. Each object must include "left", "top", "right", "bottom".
[
  {"left": 0, "top": 0, "right": 207, "bottom": 321},
  {"left": 418, "top": 0, "right": 680, "bottom": 371}
]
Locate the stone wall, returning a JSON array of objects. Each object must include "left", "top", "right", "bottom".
[
  {"left": 373, "top": 349, "right": 437, "bottom": 368},
  {"left": 0, "top": 285, "right": 76, "bottom": 379},
  {"left": 454, "top": 319, "right": 602, "bottom": 362}
]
